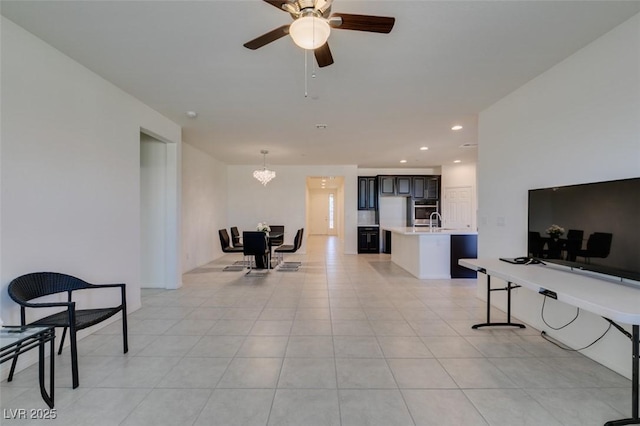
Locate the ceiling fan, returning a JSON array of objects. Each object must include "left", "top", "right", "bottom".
[{"left": 243, "top": 0, "right": 395, "bottom": 68}]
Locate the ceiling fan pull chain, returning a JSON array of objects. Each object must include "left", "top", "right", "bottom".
[{"left": 304, "top": 49, "right": 308, "bottom": 98}]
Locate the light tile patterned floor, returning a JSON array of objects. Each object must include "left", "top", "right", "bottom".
[{"left": 1, "top": 236, "right": 633, "bottom": 425}]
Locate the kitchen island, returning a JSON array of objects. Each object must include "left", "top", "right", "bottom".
[{"left": 386, "top": 227, "right": 478, "bottom": 279}]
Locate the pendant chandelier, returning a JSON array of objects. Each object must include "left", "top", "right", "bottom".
[{"left": 253, "top": 150, "right": 276, "bottom": 186}]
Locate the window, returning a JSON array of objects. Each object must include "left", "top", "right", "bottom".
[{"left": 328, "top": 193, "right": 334, "bottom": 230}]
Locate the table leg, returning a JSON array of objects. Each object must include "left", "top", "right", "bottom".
[
  {"left": 472, "top": 274, "right": 526, "bottom": 329},
  {"left": 604, "top": 324, "right": 639, "bottom": 426},
  {"left": 38, "top": 329, "right": 55, "bottom": 408}
]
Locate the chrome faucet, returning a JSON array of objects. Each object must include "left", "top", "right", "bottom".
[{"left": 429, "top": 212, "right": 443, "bottom": 231}]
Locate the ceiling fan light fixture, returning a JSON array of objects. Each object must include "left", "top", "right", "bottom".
[{"left": 289, "top": 16, "right": 331, "bottom": 50}]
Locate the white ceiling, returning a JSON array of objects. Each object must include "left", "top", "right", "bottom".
[{"left": 2, "top": 1, "right": 639, "bottom": 168}]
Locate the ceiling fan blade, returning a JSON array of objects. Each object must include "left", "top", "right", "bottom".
[
  {"left": 262, "top": 0, "right": 288, "bottom": 12},
  {"left": 314, "top": 42, "right": 334, "bottom": 68},
  {"left": 243, "top": 25, "right": 290, "bottom": 50},
  {"left": 330, "top": 13, "right": 395, "bottom": 33}
]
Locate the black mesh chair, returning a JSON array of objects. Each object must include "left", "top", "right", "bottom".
[
  {"left": 275, "top": 228, "right": 304, "bottom": 270},
  {"left": 243, "top": 231, "right": 270, "bottom": 274},
  {"left": 219, "top": 229, "right": 243, "bottom": 253},
  {"left": 268, "top": 225, "right": 285, "bottom": 247},
  {"left": 230, "top": 227, "right": 243, "bottom": 247},
  {"left": 7, "top": 272, "right": 128, "bottom": 389},
  {"left": 577, "top": 232, "right": 613, "bottom": 263}
]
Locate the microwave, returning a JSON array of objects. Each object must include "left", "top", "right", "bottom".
[{"left": 407, "top": 199, "right": 440, "bottom": 227}]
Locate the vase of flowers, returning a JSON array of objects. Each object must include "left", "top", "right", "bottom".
[
  {"left": 546, "top": 224, "right": 565, "bottom": 239},
  {"left": 257, "top": 222, "right": 271, "bottom": 232}
]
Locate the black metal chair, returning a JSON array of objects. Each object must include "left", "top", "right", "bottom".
[
  {"left": 7, "top": 272, "right": 128, "bottom": 389},
  {"left": 565, "top": 229, "right": 584, "bottom": 261},
  {"left": 230, "top": 227, "right": 243, "bottom": 247},
  {"left": 243, "top": 231, "right": 270, "bottom": 274},
  {"left": 268, "top": 225, "right": 285, "bottom": 247},
  {"left": 577, "top": 232, "right": 613, "bottom": 263},
  {"left": 528, "top": 231, "right": 544, "bottom": 258},
  {"left": 275, "top": 228, "right": 304, "bottom": 270},
  {"left": 219, "top": 229, "right": 243, "bottom": 253}
]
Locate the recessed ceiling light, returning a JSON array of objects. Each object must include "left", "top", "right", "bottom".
[
  {"left": 400, "top": 160, "right": 407, "bottom": 163},
  {"left": 185, "top": 111, "right": 198, "bottom": 119},
  {"left": 420, "top": 146, "right": 429, "bottom": 151},
  {"left": 453, "top": 160, "right": 462, "bottom": 163},
  {"left": 451, "top": 125, "right": 463, "bottom": 131}
]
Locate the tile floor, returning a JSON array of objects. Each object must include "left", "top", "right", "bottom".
[{"left": 0, "top": 236, "right": 633, "bottom": 425}]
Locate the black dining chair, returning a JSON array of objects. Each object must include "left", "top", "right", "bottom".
[
  {"left": 219, "top": 229, "right": 245, "bottom": 270},
  {"left": 565, "top": 229, "right": 584, "bottom": 261},
  {"left": 230, "top": 226, "right": 243, "bottom": 247},
  {"left": 268, "top": 225, "right": 285, "bottom": 247},
  {"left": 275, "top": 228, "right": 304, "bottom": 270},
  {"left": 219, "top": 229, "right": 243, "bottom": 253},
  {"left": 577, "top": 232, "right": 613, "bottom": 263},
  {"left": 243, "top": 231, "right": 271, "bottom": 274}
]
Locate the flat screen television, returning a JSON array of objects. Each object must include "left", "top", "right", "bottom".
[{"left": 528, "top": 177, "right": 640, "bottom": 282}]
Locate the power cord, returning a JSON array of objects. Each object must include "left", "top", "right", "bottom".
[
  {"left": 541, "top": 294, "right": 579, "bottom": 330},
  {"left": 540, "top": 294, "right": 613, "bottom": 351}
]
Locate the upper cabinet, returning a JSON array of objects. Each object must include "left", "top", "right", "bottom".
[
  {"left": 358, "top": 176, "right": 377, "bottom": 210},
  {"left": 412, "top": 177, "right": 426, "bottom": 199},
  {"left": 378, "top": 174, "right": 440, "bottom": 199},
  {"left": 396, "top": 176, "right": 412, "bottom": 196},
  {"left": 425, "top": 177, "right": 440, "bottom": 200},
  {"left": 379, "top": 176, "right": 396, "bottom": 196}
]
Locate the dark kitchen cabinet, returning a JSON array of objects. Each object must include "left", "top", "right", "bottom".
[
  {"left": 412, "top": 177, "right": 426, "bottom": 199},
  {"left": 450, "top": 234, "right": 478, "bottom": 278},
  {"left": 358, "top": 177, "right": 377, "bottom": 210},
  {"left": 358, "top": 227, "right": 380, "bottom": 253},
  {"left": 396, "top": 177, "right": 412, "bottom": 196},
  {"left": 426, "top": 177, "right": 440, "bottom": 200},
  {"left": 379, "top": 176, "right": 396, "bottom": 196},
  {"left": 378, "top": 175, "right": 440, "bottom": 199}
]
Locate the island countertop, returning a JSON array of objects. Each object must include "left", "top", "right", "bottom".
[
  {"left": 385, "top": 227, "right": 478, "bottom": 279},
  {"left": 385, "top": 227, "right": 477, "bottom": 236}
]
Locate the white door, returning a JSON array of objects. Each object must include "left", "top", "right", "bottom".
[
  {"left": 444, "top": 186, "right": 473, "bottom": 229},
  {"left": 310, "top": 191, "right": 330, "bottom": 235}
]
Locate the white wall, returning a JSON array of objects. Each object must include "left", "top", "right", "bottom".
[
  {"left": 181, "top": 142, "right": 228, "bottom": 272},
  {"left": 228, "top": 165, "right": 358, "bottom": 254},
  {"left": 478, "top": 14, "right": 640, "bottom": 377},
  {"left": 1, "top": 17, "right": 181, "bottom": 373}
]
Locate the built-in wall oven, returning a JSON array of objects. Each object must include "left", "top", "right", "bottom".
[{"left": 407, "top": 199, "right": 440, "bottom": 227}]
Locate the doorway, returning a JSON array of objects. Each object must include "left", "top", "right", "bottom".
[
  {"left": 140, "top": 131, "right": 180, "bottom": 289},
  {"left": 306, "top": 176, "right": 343, "bottom": 237}
]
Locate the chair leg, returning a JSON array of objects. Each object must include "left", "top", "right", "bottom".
[
  {"left": 69, "top": 327, "right": 79, "bottom": 389},
  {"left": 57, "top": 327, "right": 68, "bottom": 355},
  {"left": 122, "top": 309, "right": 128, "bottom": 354}
]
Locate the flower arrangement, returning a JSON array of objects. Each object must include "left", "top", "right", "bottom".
[
  {"left": 257, "top": 222, "right": 271, "bottom": 232},
  {"left": 546, "top": 224, "right": 565, "bottom": 238}
]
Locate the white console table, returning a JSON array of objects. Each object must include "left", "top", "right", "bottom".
[{"left": 459, "top": 258, "right": 640, "bottom": 426}]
